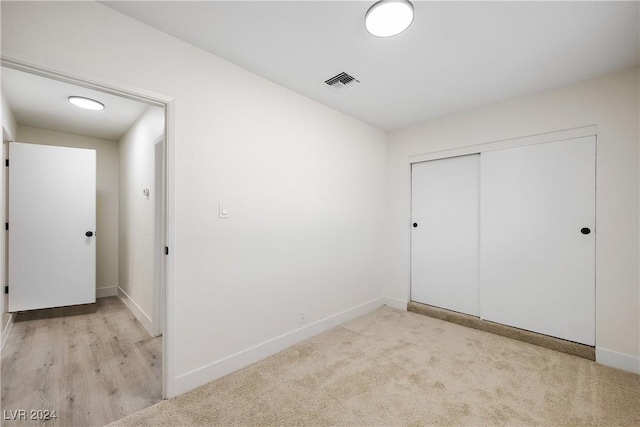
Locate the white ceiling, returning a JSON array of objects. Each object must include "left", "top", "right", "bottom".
[
  {"left": 102, "top": 1, "right": 639, "bottom": 131},
  {"left": 1, "top": 67, "right": 150, "bottom": 141}
]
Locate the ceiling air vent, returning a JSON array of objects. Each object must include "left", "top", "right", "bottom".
[{"left": 324, "top": 72, "right": 360, "bottom": 91}]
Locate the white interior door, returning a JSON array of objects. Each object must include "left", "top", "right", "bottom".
[
  {"left": 411, "top": 154, "right": 480, "bottom": 316},
  {"left": 480, "top": 136, "right": 595, "bottom": 345},
  {"left": 9, "top": 142, "right": 96, "bottom": 312}
]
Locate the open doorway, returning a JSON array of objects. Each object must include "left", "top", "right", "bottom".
[{"left": 0, "top": 64, "right": 168, "bottom": 425}]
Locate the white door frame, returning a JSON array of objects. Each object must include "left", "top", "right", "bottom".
[
  {"left": 1, "top": 56, "right": 176, "bottom": 399},
  {"left": 409, "top": 125, "right": 597, "bottom": 164},
  {"left": 152, "top": 135, "right": 165, "bottom": 338}
]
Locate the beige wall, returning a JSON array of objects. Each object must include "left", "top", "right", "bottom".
[
  {"left": 1, "top": 1, "right": 387, "bottom": 396},
  {"left": 15, "top": 126, "right": 120, "bottom": 296},
  {"left": 118, "top": 106, "right": 164, "bottom": 333},
  {"left": 385, "top": 68, "right": 640, "bottom": 372}
]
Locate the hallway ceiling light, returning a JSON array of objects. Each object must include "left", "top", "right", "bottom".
[
  {"left": 365, "top": 0, "right": 414, "bottom": 38},
  {"left": 68, "top": 96, "right": 105, "bottom": 111}
]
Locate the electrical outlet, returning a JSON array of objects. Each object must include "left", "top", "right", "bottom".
[{"left": 299, "top": 309, "right": 306, "bottom": 324}]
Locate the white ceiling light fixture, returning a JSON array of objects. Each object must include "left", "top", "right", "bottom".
[
  {"left": 68, "top": 96, "right": 105, "bottom": 111},
  {"left": 365, "top": 0, "right": 414, "bottom": 38}
]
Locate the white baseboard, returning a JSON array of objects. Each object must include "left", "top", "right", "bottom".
[
  {"left": 173, "top": 296, "right": 386, "bottom": 396},
  {"left": 382, "top": 296, "right": 408, "bottom": 310},
  {"left": 1, "top": 312, "right": 15, "bottom": 352},
  {"left": 97, "top": 286, "right": 118, "bottom": 298},
  {"left": 118, "top": 287, "right": 154, "bottom": 337},
  {"left": 596, "top": 347, "right": 640, "bottom": 374}
]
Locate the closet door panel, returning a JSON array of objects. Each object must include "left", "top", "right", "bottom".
[
  {"left": 411, "top": 154, "right": 480, "bottom": 316},
  {"left": 480, "top": 137, "right": 595, "bottom": 345}
]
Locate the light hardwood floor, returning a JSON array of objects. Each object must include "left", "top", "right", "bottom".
[{"left": 1, "top": 297, "right": 161, "bottom": 427}]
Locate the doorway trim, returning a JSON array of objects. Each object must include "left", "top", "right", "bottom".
[
  {"left": 1, "top": 56, "right": 176, "bottom": 398},
  {"left": 152, "top": 135, "right": 165, "bottom": 338},
  {"left": 409, "top": 125, "right": 597, "bottom": 164}
]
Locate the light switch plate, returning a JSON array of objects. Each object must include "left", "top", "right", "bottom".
[{"left": 218, "top": 201, "right": 229, "bottom": 219}]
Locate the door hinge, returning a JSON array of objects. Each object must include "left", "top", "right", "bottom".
[
  {"left": 165, "top": 246, "right": 169, "bottom": 255},
  {"left": 4, "top": 223, "right": 7, "bottom": 231},
  {"left": 5, "top": 159, "right": 8, "bottom": 167},
  {"left": 4, "top": 286, "right": 8, "bottom": 294}
]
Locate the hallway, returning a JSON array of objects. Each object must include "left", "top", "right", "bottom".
[{"left": 1, "top": 297, "right": 161, "bottom": 426}]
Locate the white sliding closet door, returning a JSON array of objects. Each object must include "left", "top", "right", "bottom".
[
  {"left": 411, "top": 154, "right": 480, "bottom": 316},
  {"left": 480, "top": 136, "right": 595, "bottom": 345}
]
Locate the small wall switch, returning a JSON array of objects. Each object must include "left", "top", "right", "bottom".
[{"left": 218, "top": 201, "right": 229, "bottom": 219}]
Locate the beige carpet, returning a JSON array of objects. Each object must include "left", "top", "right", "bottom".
[{"left": 111, "top": 307, "right": 640, "bottom": 426}]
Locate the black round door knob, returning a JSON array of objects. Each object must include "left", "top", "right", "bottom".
[
  {"left": 413, "top": 223, "right": 418, "bottom": 228},
  {"left": 580, "top": 227, "right": 591, "bottom": 235},
  {"left": 85, "top": 231, "right": 94, "bottom": 237}
]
